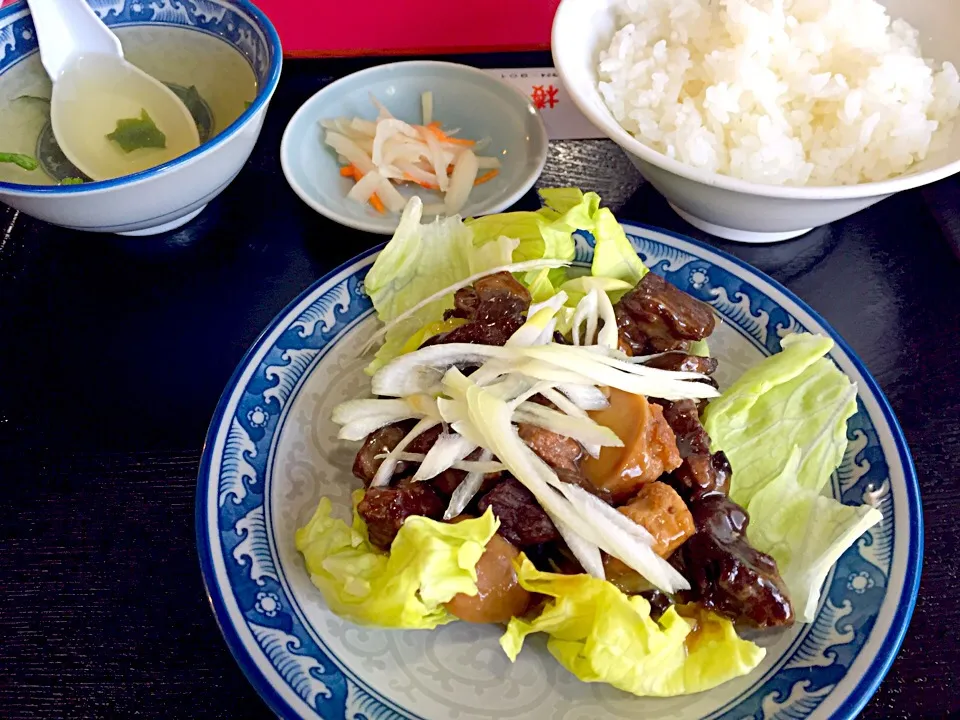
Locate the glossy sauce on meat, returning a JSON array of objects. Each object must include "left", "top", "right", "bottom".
[
  {"left": 582, "top": 388, "right": 682, "bottom": 502},
  {"left": 615, "top": 273, "right": 716, "bottom": 354},
  {"left": 657, "top": 399, "right": 712, "bottom": 459},
  {"left": 518, "top": 423, "right": 583, "bottom": 473},
  {"left": 643, "top": 351, "right": 718, "bottom": 376},
  {"left": 444, "top": 530, "right": 531, "bottom": 623},
  {"left": 670, "top": 452, "right": 731, "bottom": 503},
  {"left": 432, "top": 272, "right": 531, "bottom": 347},
  {"left": 356, "top": 482, "right": 445, "bottom": 550},
  {"left": 353, "top": 424, "right": 408, "bottom": 484},
  {"left": 673, "top": 496, "right": 794, "bottom": 628},
  {"left": 477, "top": 477, "right": 559, "bottom": 547}
]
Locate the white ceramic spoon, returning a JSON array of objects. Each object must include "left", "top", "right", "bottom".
[{"left": 28, "top": 0, "right": 200, "bottom": 181}]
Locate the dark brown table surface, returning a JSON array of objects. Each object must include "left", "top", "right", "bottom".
[{"left": 2, "top": 56, "right": 959, "bottom": 720}]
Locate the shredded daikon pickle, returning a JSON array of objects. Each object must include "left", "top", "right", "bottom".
[{"left": 323, "top": 93, "right": 501, "bottom": 215}]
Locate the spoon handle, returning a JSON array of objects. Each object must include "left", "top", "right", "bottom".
[{"left": 28, "top": 0, "right": 123, "bottom": 81}]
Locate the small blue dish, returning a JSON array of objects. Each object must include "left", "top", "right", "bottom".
[{"left": 280, "top": 60, "right": 549, "bottom": 234}]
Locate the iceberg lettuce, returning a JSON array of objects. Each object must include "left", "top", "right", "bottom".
[
  {"left": 702, "top": 333, "right": 855, "bottom": 504},
  {"left": 500, "top": 557, "right": 764, "bottom": 696},
  {"left": 295, "top": 491, "right": 499, "bottom": 629},
  {"left": 745, "top": 448, "right": 883, "bottom": 621},
  {"left": 525, "top": 187, "right": 648, "bottom": 287},
  {"left": 702, "top": 333, "right": 881, "bottom": 622},
  {"left": 363, "top": 197, "right": 517, "bottom": 374},
  {"left": 363, "top": 190, "right": 655, "bottom": 374}
]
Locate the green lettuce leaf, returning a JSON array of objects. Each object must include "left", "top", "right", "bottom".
[
  {"left": 559, "top": 275, "right": 634, "bottom": 307},
  {"left": 538, "top": 186, "right": 596, "bottom": 215},
  {"left": 510, "top": 187, "right": 648, "bottom": 288},
  {"left": 363, "top": 197, "right": 516, "bottom": 374},
  {"left": 523, "top": 268, "right": 562, "bottom": 303},
  {"left": 500, "top": 557, "right": 764, "bottom": 696},
  {"left": 702, "top": 333, "right": 855, "bottom": 504},
  {"left": 688, "top": 338, "right": 710, "bottom": 357},
  {"left": 745, "top": 447, "right": 882, "bottom": 621},
  {"left": 466, "top": 187, "right": 594, "bottom": 266},
  {"left": 295, "top": 490, "right": 499, "bottom": 629},
  {"left": 364, "top": 190, "right": 649, "bottom": 372},
  {"left": 590, "top": 204, "right": 648, "bottom": 286},
  {"left": 702, "top": 332, "right": 879, "bottom": 622}
]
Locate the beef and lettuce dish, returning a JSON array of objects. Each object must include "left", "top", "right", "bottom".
[{"left": 296, "top": 189, "right": 882, "bottom": 697}]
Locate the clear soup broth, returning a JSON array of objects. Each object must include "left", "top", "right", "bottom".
[{"left": 0, "top": 26, "right": 257, "bottom": 186}]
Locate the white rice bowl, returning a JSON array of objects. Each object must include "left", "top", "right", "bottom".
[{"left": 597, "top": 0, "right": 960, "bottom": 186}]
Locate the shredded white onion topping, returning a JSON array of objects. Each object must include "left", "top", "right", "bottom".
[{"left": 332, "top": 303, "right": 717, "bottom": 593}]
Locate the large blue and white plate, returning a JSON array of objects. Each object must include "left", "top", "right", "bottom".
[{"left": 197, "top": 222, "right": 922, "bottom": 720}]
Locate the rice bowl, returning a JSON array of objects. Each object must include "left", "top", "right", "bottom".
[
  {"left": 552, "top": 0, "right": 960, "bottom": 242},
  {"left": 596, "top": 0, "right": 960, "bottom": 188}
]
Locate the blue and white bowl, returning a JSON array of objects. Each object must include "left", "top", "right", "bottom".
[
  {"left": 0, "top": 0, "right": 281, "bottom": 236},
  {"left": 197, "top": 222, "right": 922, "bottom": 719}
]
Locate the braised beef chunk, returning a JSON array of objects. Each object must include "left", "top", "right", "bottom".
[
  {"left": 674, "top": 496, "right": 794, "bottom": 628},
  {"left": 474, "top": 272, "right": 531, "bottom": 312},
  {"left": 405, "top": 424, "right": 443, "bottom": 455},
  {"left": 668, "top": 451, "right": 731, "bottom": 503},
  {"left": 353, "top": 423, "right": 452, "bottom": 487},
  {"left": 353, "top": 424, "right": 409, "bottom": 484},
  {"left": 429, "top": 468, "right": 468, "bottom": 497},
  {"left": 615, "top": 272, "right": 716, "bottom": 353},
  {"left": 518, "top": 423, "right": 583, "bottom": 473},
  {"left": 444, "top": 287, "right": 479, "bottom": 321},
  {"left": 477, "top": 476, "right": 560, "bottom": 547},
  {"left": 430, "top": 319, "right": 517, "bottom": 346},
  {"left": 643, "top": 351, "right": 718, "bottom": 376},
  {"left": 358, "top": 483, "right": 446, "bottom": 549},
  {"left": 430, "top": 272, "right": 531, "bottom": 347},
  {"left": 657, "top": 399, "right": 711, "bottom": 458},
  {"left": 615, "top": 305, "right": 651, "bottom": 357},
  {"left": 517, "top": 422, "right": 614, "bottom": 502},
  {"left": 555, "top": 468, "right": 613, "bottom": 503},
  {"left": 430, "top": 447, "right": 502, "bottom": 498}
]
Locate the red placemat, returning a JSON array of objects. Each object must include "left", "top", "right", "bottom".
[
  {"left": 257, "top": 0, "right": 561, "bottom": 57},
  {"left": 0, "top": 0, "right": 559, "bottom": 56}
]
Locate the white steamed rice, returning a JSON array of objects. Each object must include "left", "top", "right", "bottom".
[{"left": 598, "top": 0, "right": 960, "bottom": 186}]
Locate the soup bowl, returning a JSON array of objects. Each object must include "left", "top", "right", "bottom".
[{"left": 0, "top": 0, "right": 282, "bottom": 236}]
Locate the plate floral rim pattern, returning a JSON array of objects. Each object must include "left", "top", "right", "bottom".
[{"left": 196, "top": 222, "right": 922, "bottom": 720}]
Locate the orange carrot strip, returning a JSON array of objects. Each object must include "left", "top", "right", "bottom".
[
  {"left": 369, "top": 193, "right": 385, "bottom": 213},
  {"left": 427, "top": 124, "right": 476, "bottom": 147},
  {"left": 402, "top": 172, "right": 440, "bottom": 190},
  {"left": 428, "top": 121, "right": 442, "bottom": 129},
  {"left": 340, "top": 165, "right": 354, "bottom": 177},
  {"left": 474, "top": 169, "right": 499, "bottom": 185}
]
